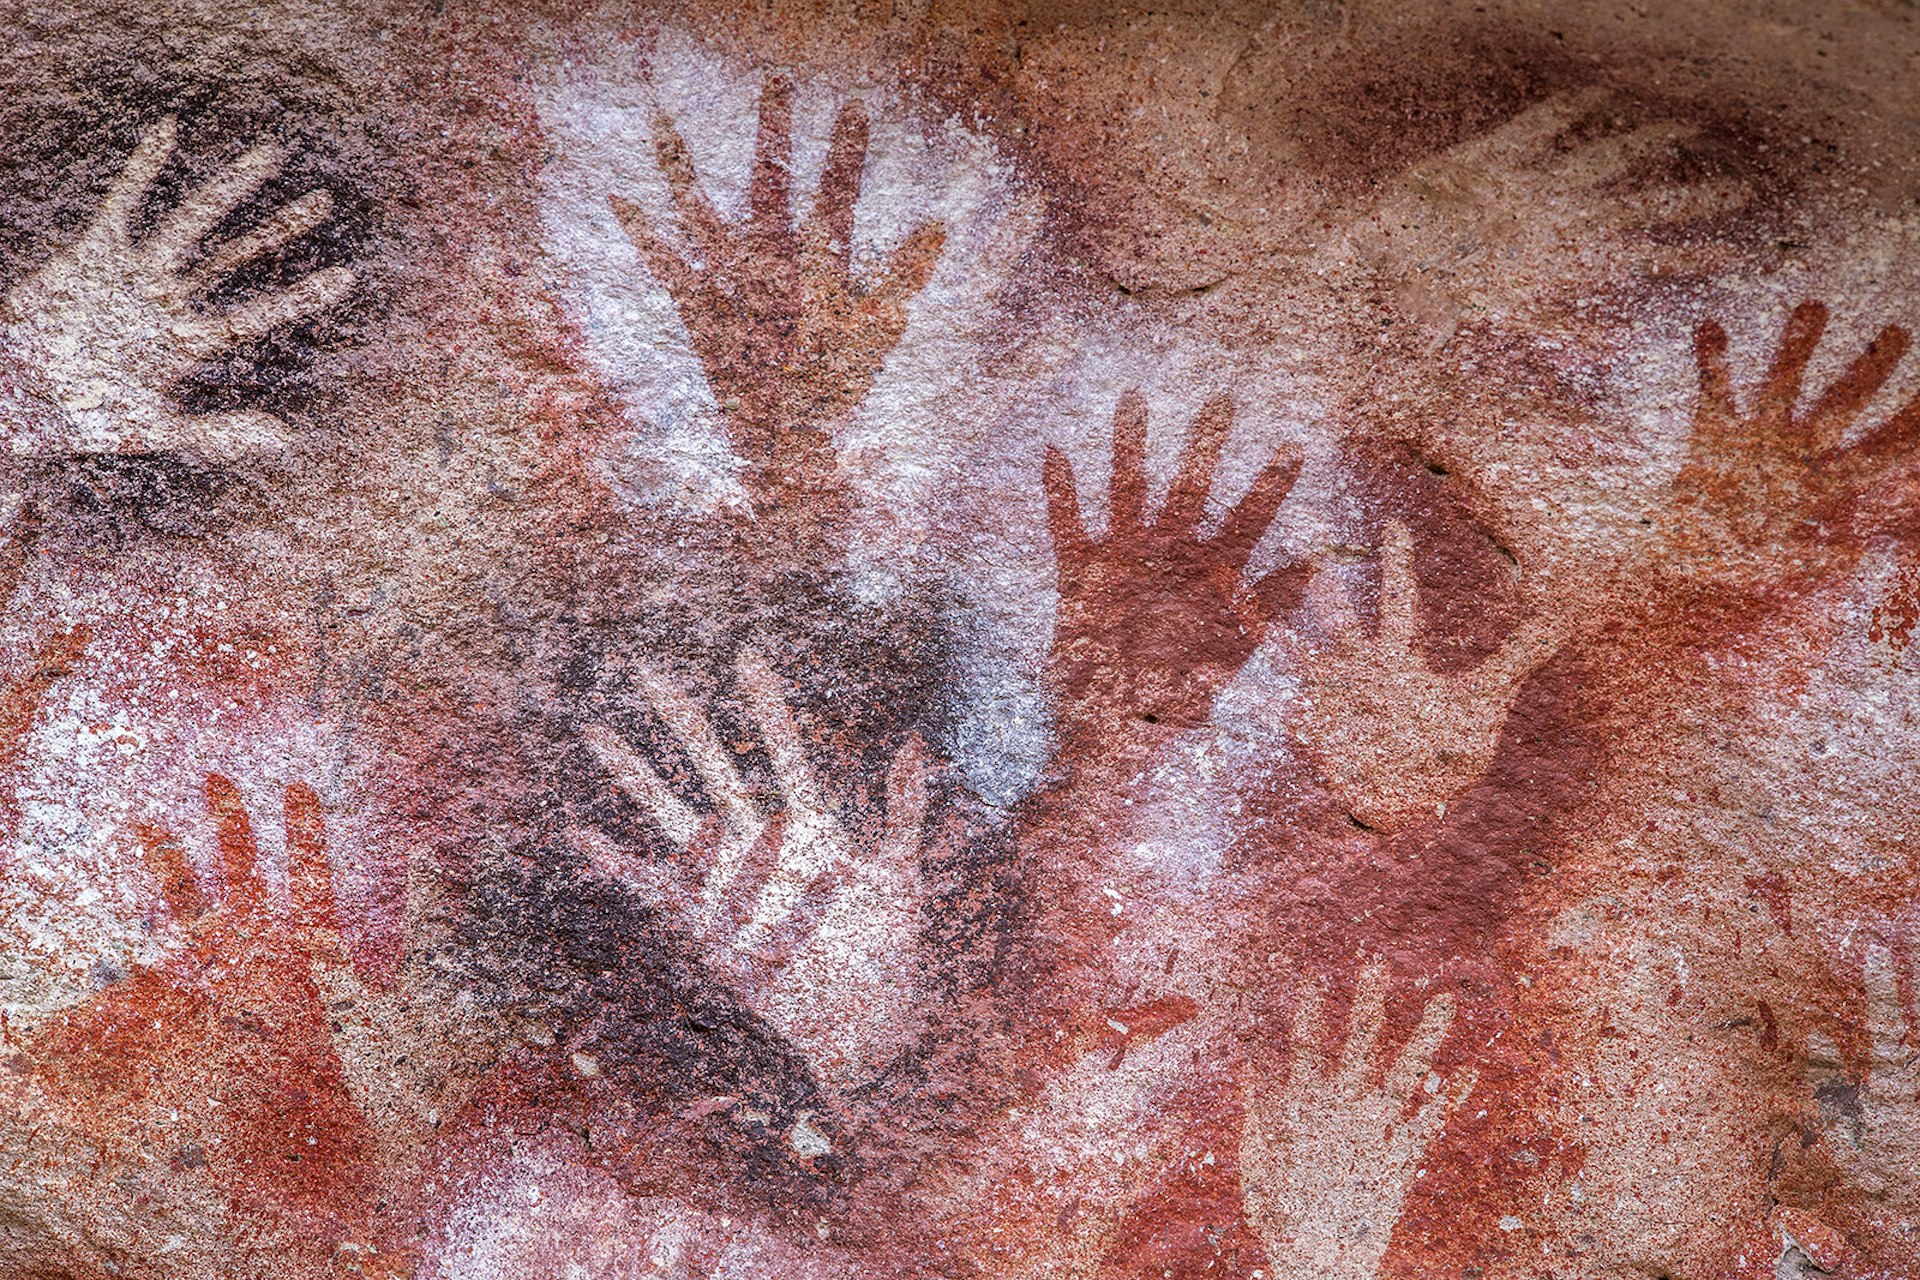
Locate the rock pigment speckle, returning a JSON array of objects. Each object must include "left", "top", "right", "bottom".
[{"left": 1, "top": 1, "right": 1919, "bottom": 1276}]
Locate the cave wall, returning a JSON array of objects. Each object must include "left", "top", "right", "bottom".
[{"left": 1, "top": 1, "right": 1919, "bottom": 1276}]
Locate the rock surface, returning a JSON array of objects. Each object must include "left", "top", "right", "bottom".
[{"left": 1, "top": 1, "right": 1919, "bottom": 1276}]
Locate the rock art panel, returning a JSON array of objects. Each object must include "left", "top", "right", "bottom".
[{"left": 0, "top": 2, "right": 1918, "bottom": 1277}]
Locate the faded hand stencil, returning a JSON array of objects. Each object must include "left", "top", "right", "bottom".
[
  {"left": 3, "top": 114, "right": 354, "bottom": 457},
  {"left": 584, "top": 649, "right": 941, "bottom": 1090},
  {"left": 1285, "top": 519, "right": 1562, "bottom": 832},
  {"left": 1240, "top": 960, "right": 1473, "bottom": 1280},
  {"left": 1, "top": 4, "right": 1920, "bottom": 1280}
]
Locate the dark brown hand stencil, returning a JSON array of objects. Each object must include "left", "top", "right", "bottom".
[
  {"left": 611, "top": 77, "right": 946, "bottom": 509},
  {"left": 1042, "top": 392, "right": 1306, "bottom": 750},
  {"left": 1671, "top": 301, "right": 1920, "bottom": 580}
]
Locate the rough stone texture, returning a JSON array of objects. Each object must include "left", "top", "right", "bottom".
[{"left": 0, "top": 1, "right": 1917, "bottom": 1276}]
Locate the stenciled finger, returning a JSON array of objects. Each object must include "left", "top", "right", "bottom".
[
  {"left": 1239, "top": 1069, "right": 1277, "bottom": 1150},
  {"left": 205, "top": 773, "right": 267, "bottom": 917},
  {"left": 1477, "top": 611, "right": 1565, "bottom": 698},
  {"left": 1756, "top": 301, "right": 1830, "bottom": 437},
  {"left": 135, "top": 821, "right": 207, "bottom": 923},
  {"left": 610, "top": 193, "right": 699, "bottom": 299},
  {"left": 1448, "top": 1065, "right": 1481, "bottom": 1112},
  {"left": 1693, "top": 319, "right": 1737, "bottom": 433},
  {"left": 1335, "top": 958, "right": 1391, "bottom": 1089},
  {"left": 0, "top": 626, "right": 89, "bottom": 782},
  {"left": 1384, "top": 991, "right": 1458, "bottom": 1104},
  {"left": 1405, "top": 1064, "right": 1479, "bottom": 1150},
  {"left": 1851, "top": 388, "right": 1920, "bottom": 470},
  {"left": 0, "top": 503, "right": 41, "bottom": 607},
  {"left": 1041, "top": 445, "right": 1089, "bottom": 566},
  {"left": 1305, "top": 558, "right": 1361, "bottom": 639},
  {"left": 208, "top": 265, "right": 355, "bottom": 349},
  {"left": 1861, "top": 944, "right": 1912, "bottom": 1069},
  {"left": 1159, "top": 395, "right": 1234, "bottom": 535},
  {"left": 679, "top": 813, "right": 725, "bottom": 875},
  {"left": 736, "top": 648, "right": 832, "bottom": 823},
  {"left": 1211, "top": 445, "right": 1301, "bottom": 574},
  {"left": 748, "top": 76, "right": 796, "bottom": 239},
  {"left": 880, "top": 731, "right": 931, "bottom": 867},
  {"left": 1468, "top": 88, "right": 1605, "bottom": 170},
  {"left": 573, "top": 824, "right": 685, "bottom": 912},
  {"left": 869, "top": 221, "right": 945, "bottom": 312},
  {"left": 150, "top": 139, "right": 288, "bottom": 272},
  {"left": 651, "top": 111, "right": 731, "bottom": 256},
  {"left": 1376, "top": 520, "right": 1420, "bottom": 654},
  {"left": 1561, "top": 121, "right": 1689, "bottom": 187},
  {"left": 285, "top": 782, "right": 340, "bottom": 933},
  {"left": 140, "top": 410, "right": 293, "bottom": 460},
  {"left": 188, "top": 188, "right": 335, "bottom": 290},
  {"left": 0, "top": 617, "right": 75, "bottom": 840},
  {"left": 633, "top": 662, "right": 759, "bottom": 838},
  {"left": 1636, "top": 241, "right": 1741, "bottom": 286},
  {"left": 1801, "top": 324, "right": 1912, "bottom": 453},
  {"left": 1108, "top": 389, "right": 1151, "bottom": 533},
  {"left": 93, "top": 115, "right": 179, "bottom": 244},
  {"left": 34, "top": 626, "right": 90, "bottom": 681},
  {"left": 812, "top": 98, "right": 871, "bottom": 270},
  {"left": 584, "top": 721, "right": 703, "bottom": 849},
  {"left": 1612, "top": 176, "right": 1751, "bottom": 229},
  {"left": 751, "top": 860, "right": 845, "bottom": 979},
  {"left": 1288, "top": 975, "right": 1329, "bottom": 1086},
  {"left": 722, "top": 809, "right": 789, "bottom": 939}
]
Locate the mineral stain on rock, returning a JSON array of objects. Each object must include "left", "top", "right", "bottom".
[{"left": 0, "top": 1, "right": 1918, "bottom": 1276}]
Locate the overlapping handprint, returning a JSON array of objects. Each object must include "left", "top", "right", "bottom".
[
  {"left": 611, "top": 77, "right": 945, "bottom": 508},
  {"left": 1346, "top": 88, "right": 1752, "bottom": 343},
  {"left": 1286, "top": 520, "right": 1563, "bottom": 831},
  {"left": 2, "top": 114, "right": 354, "bottom": 458},
  {"left": 26, "top": 774, "right": 401, "bottom": 1271},
  {"left": 3, "top": 45, "right": 1913, "bottom": 1280},
  {"left": 585, "top": 649, "right": 940, "bottom": 1088}
]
